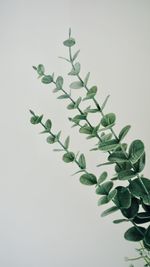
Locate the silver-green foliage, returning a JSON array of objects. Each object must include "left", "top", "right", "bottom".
[{"left": 30, "top": 29, "right": 150, "bottom": 266}]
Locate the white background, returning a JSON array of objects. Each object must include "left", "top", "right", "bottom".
[{"left": 0, "top": 0, "right": 150, "bottom": 266}]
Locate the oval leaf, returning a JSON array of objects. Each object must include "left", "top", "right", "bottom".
[
  {"left": 101, "top": 113, "right": 116, "bottom": 127},
  {"left": 124, "top": 226, "right": 145, "bottom": 242},
  {"left": 63, "top": 38, "right": 75, "bottom": 47},
  {"left": 80, "top": 173, "right": 97, "bottom": 185},
  {"left": 129, "top": 140, "right": 145, "bottom": 164},
  {"left": 62, "top": 152, "right": 75, "bottom": 163},
  {"left": 70, "top": 81, "right": 83, "bottom": 89},
  {"left": 42, "top": 75, "right": 53, "bottom": 84},
  {"left": 96, "top": 181, "right": 113, "bottom": 195},
  {"left": 119, "top": 125, "right": 131, "bottom": 141}
]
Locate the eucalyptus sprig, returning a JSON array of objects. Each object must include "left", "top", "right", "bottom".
[{"left": 30, "top": 29, "right": 150, "bottom": 267}]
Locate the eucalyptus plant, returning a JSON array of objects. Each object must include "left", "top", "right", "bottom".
[{"left": 30, "top": 29, "right": 150, "bottom": 266}]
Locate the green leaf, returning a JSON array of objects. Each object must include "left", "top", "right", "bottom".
[
  {"left": 113, "top": 219, "right": 128, "bottom": 224},
  {"left": 45, "top": 119, "right": 52, "bottom": 131},
  {"left": 124, "top": 226, "right": 145, "bottom": 242},
  {"left": 57, "top": 94, "right": 70, "bottom": 99},
  {"left": 67, "top": 102, "right": 75, "bottom": 110},
  {"left": 30, "top": 115, "right": 43, "bottom": 124},
  {"left": 121, "top": 198, "right": 139, "bottom": 219},
  {"left": 62, "top": 152, "right": 75, "bottom": 163},
  {"left": 64, "top": 136, "right": 70, "bottom": 149},
  {"left": 115, "top": 161, "right": 132, "bottom": 174},
  {"left": 96, "top": 181, "right": 113, "bottom": 195},
  {"left": 56, "top": 76, "right": 63, "bottom": 89},
  {"left": 55, "top": 131, "right": 61, "bottom": 141},
  {"left": 46, "top": 135, "right": 55, "bottom": 144},
  {"left": 133, "top": 152, "right": 146, "bottom": 173},
  {"left": 97, "top": 195, "right": 109, "bottom": 206},
  {"left": 101, "top": 95, "right": 110, "bottom": 111},
  {"left": 97, "top": 171, "right": 108, "bottom": 184},
  {"left": 78, "top": 154, "right": 86, "bottom": 169},
  {"left": 101, "top": 113, "right": 116, "bottom": 128},
  {"left": 114, "top": 186, "right": 131, "bottom": 209},
  {"left": 108, "top": 151, "right": 128, "bottom": 163},
  {"left": 83, "top": 86, "right": 97, "bottom": 100},
  {"left": 74, "top": 97, "right": 82, "bottom": 108},
  {"left": 108, "top": 188, "right": 117, "bottom": 200},
  {"left": 72, "top": 114, "right": 87, "bottom": 124},
  {"left": 118, "top": 170, "right": 136, "bottom": 180},
  {"left": 129, "top": 139, "right": 145, "bottom": 164},
  {"left": 84, "top": 72, "right": 90, "bottom": 86},
  {"left": 129, "top": 178, "right": 150, "bottom": 202},
  {"left": 70, "top": 81, "right": 83, "bottom": 89},
  {"left": 144, "top": 226, "right": 150, "bottom": 245},
  {"left": 101, "top": 206, "right": 119, "bottom": 217},
  {"left": 68, "top": 62, "right": 81, "bottom": 75},
  {"left": 63, "top": 38, "right": 76, "bottom": 47},
  {"left": 72, "top": 50, "right": 80, "bottom": 61},
  {"left": 119, "top": 125, "right": 131, "bottom": 141},
  {"left": 42, "top": 75, "right": 53, "bottom": 84},
  {"left": 80, "top": 173, "right": 97, "bottom": 185},
  {"left": 133, "top": 212, "right": 150, "bottom": 224},
  {"left": 99, "top": 139, "right": 119, "bottom": 151},
  {"left": 37, "top": 64, "right": 45, "bottom": 76},
  {"left": 79, "top": 124, "right": 93, "bottom": 135}
]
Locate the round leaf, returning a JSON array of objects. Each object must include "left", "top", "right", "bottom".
[
  {"left": 37, "top": 64, "right": 45, "bottom": 76},
  {"left": 62, "top": 152, "right": 75, "bottom": 163},
  {"left": 101, "top": 113, "right": 116, "bottom": 127},
  {"left": 42, "top": 75, "right": 53, "bottom": 84},
  {"left": 124, "top": 226, "right": 146, "bottom": 242}
]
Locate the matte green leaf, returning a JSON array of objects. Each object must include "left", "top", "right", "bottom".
[
  {"left": 124, "top": 226, "right": 145, "bottom": 242},
  {"left": 96, "top": 181, "right": 113, "bottom": 195},
  {"left": 101, "top": 95, "right": 110, "bottom": 111},
  {"left": 46, "top": 135, "right": 55, "bottom": 144},
  {"left": 64, "top": 136, "right": 70, "bottom": 149},
  {"left": 114, "top": 186, "right": 131, "bottom": 209},
  {"left": 144, "top": 226, "right": 150, "bottom": 245},
  {"left": 83, "top": 86, "right": 97, "bottom": 100},
  {"left": 37, "top": 64, "right": 45, "bottom": 76},
  {"left": 62, "top": 152, "right": 75, "bottom": 163},
  {"left": 70, "top": 81, "right": 83, "bottom": 89},
  {"left": 118, "top": 170, "right": 136, "bottom": 180},
  {"left": 101, "top": 133, "right": 112, "bottom": 142},
  {"left": 79, "top": 124, "right": 93, "bottom": 135},
  {"left": 57, "top": 94, "right": 70, "bottom": 99},
  {"left": 84, "top": 72, "right": 90, "bottom": 86},
  {"left": 30, "top": 115, "right": 43, "bottom": 124},
  {"left": 133, "top": 152, "right": 146, "bottom": 173},
  {"left": 72, "top": 50, "right": 80, "bottom": 61},
  {"left": 80, "top": 173, "right": 97, "bottom": 185},
  {"left": 63, "top": 38, "right": 76, "bottom": 47},
  {"left": 108, "top": 151, "right": 128, "bottom": 163},
  {"left": 113, "top": 219, "right": 128, "bottom": 224},
  {"left": 68, "top": 62, "right": 81, "bottom": 75},
  {"left": 78, "top": 154, "right": 86, "bottom": 169},
  {"left": 97, "top": 195, "right": 109, "bottom": 206},
  {"left": 101, "top": 206, "right": 119, "bottom": 217},
  {"left": 55, "top": 131, "right": 61, "bottom": 141},
  {"left": 133, "top": 212, "right": 150, "bottom": 224},
  {"left": 99, "top": 139, "right": 119, "bottom": 151},
  {"left": 129, "top": 178, "right": 150, "bottom": 202},
  {"left": 101, "top": 113, "right": 116, "bottom": 127},
  {"left": 115, "top": 161, "right": 132, "bottom": 174},
  {"left": 56, "top": 76, "right": 63, "bottom": 89},
  {"left": 129, "top": 139, "right": 145, "bottom": 164},
  {"left": 45, "top": 119, "right": 52, "bottom": 131},
  {"left": 97, "top": 171, "right": 108, "bottom": 184},
  {"left": 108, "top": 188, "right": 117, "bottom": 201},
  {"left": 119, "top": 125, "right": 131, "bottom": 141},
  {"left": 42, "top": 75, "right": 53, "bottom": 84},
  {"left": 67, "top": 102, "right": 75, "bottom": 110},
  {"left": 74, "top": 97, "right": 82, "bottom": 108},
  {"left": 122, "top": 198, "right": 139, "bottom": 219}
]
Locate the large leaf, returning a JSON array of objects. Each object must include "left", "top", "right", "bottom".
[
  {"left": 80, "top": 173, "right": 97, "bottom": 185},
  {"left": 108, "top": 151, "right": 128, "bottom": 163},
  {"left": 133, "top": 152, "right": 146, "bottom": 173},
  {"left": 101, "top": 206, "right": 119, "bottom": 217},
  {"left": 118, "top": 170, "right": 137, "bottom": 180},
  {"left": 118, "top": 125, "right": 131, "bottom": 141},
  {"left": 129, "top": 140, "right": 145, "bottom": 164},
  {"left": 129, "top": 177, "right": 150, "bottom": 204},
  {"left": 124, "top": 226, "right": 146, "bottom": 242},
  {"left": 83, "top": 86, "right": 97, "bottom": 100},
  {"left": 62, "top": 152, "right": 75, "bottom": 163},
  {"left": 99, "top": 139, "right": 120, "bottom": 151},
  {"left": 121, "top": 197, "right": 139, "bottom": 219},
  {"left": 114, "top": 186, "right": 131, "bottom": 209},
  {"left": 96, "top": 181, "right": 113, "bottom": 195},
  {"left": 101, "top": 113, "right": 116, "bottom": 127}
]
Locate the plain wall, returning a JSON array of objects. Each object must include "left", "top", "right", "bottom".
[{"left": 0, "top": 0, "right": 150, "bottom": 266}]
